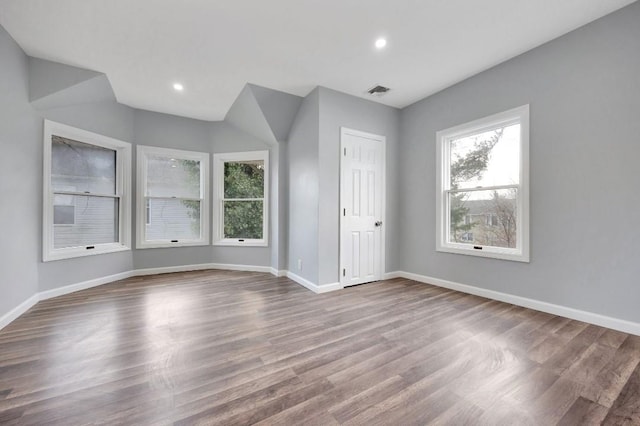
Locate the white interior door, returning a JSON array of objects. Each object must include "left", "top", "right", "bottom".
[{"left": 340, "top": 128, "right": 385, "bottom": 287}]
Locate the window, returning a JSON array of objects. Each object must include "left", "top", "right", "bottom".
[
  {"left": 436, "top": 105, "right": 529, "bottom": 262},
  {"left": 213, "top": 151, "right": 268, "bottom": 246},
  {"left": 53, "top": 187, "right": 76, "bottom": 225},
  {"left": 53, "top": 205, "right": 75, "bottom": 225},
  {"left": 136, "top": 145, "right": 209, "bottom": 248},
  {"left": 43, "top": 120, "right": 131, "bottom": 261}
]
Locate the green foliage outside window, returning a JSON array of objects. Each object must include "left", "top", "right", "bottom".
[
  {"left": 223, "top": 162, "right": 264, "bottom": 239},
  {"left": 180, "top": 159, "right": 265, "bottom": 240}
]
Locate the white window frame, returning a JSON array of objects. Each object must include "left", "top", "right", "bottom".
[
  {"left": 136, "top": 145, "right": 210, "bottom": 249},
  {"left": 43, "top": 120, "right": 131, "bottom": 262},
  {"left": 436, "top": 105, "right": 530, "bottom": 262},
  {"left": 213, "top": 150, "right": 269, "bottom": 247}
]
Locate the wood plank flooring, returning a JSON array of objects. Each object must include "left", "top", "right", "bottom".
[{"left": 0, "top": 270, "right": 638, "bottom": 425}]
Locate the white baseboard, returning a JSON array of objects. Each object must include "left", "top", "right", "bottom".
[
  {"left": 134, "top": 262, "right": 272, "bottom": 277},
  {"left": 317, "top": 282, "right": 343, "bottom": 293},
  {"left": 270, "top": 268, "right": 287, "bottom": 277},
  {"left": 3, "top": 265, "right": 638, "bottom": 337},
  {"left": 286, "top": 271, "right": 319, "bottom": 293},
  {"left": 207, "top": 263, "right": 272, "bottom": 274},
  {"left": 0, "top": 294, "right": 39, "bottom": 331},
  {"left": 285, "top": 271, "right": 343, "bottom": 294},
  {"left": 0, "top": 263, "right": 277, "bottom": 331},
  {"left": 393, "top": 271, "right": 640, "bottom": 337},
  {"left": 383, "top": 271, "right": 402, "bottom": 280},
  {"left": 39, "top": 271, "right": 134, "bottom": 301}
]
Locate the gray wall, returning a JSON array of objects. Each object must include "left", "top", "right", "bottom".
[
  {"left": 273, "top": 139, "right": 289, "bottom": 272},
  {"left": 317, "top": 88, "right": 400, "bottom": 285},
  {"left": 399, "top": 2, "right": 640, "bottom": 323},
  {"left": 287, "top": 89, "right": 320, "bottom": 283},
  {"left": 0, "top": 26, "right": 41, "bottom": 317}
]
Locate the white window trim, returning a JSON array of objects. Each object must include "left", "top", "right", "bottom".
[
  {"left": 136, "top": 145, "right": 210, "bottom": 249},
  {"left": 435, "top": 105, "right": 530, "bottom": 262},
  {"left": 213, "top": 150, "right": 269, "bottom": 247},
  {"left": 43, "top": 120, "right": 131, "bottom": 262}
]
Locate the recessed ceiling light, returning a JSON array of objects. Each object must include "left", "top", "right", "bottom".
[
  {"left": 375, "top": 38, "right": 387, "bottom": 49},
  {"left": 173, "top": 83, "right": 184, "bottom": 92}
]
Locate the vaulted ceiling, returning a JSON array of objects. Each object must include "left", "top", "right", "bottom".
[{"left": 0, "top": 0, "right": 634, "bottom": 120}]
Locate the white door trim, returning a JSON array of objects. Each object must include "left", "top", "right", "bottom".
[{"left": 340, "top": 127, "right": 386, "bottom": 287}]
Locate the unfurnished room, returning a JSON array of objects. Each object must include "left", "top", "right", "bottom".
[{"left": 0, "top": 1, "right": 639, "bottom": 424}]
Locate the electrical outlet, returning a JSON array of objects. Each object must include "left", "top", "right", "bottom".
[{"left": 297, "top": 259, "right": 302, "bottom": 271}]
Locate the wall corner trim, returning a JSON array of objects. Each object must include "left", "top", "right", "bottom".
[
  {"left": 395, "top": 271, "right": 640, "bottom": 337},
  {"left": 270, "top": 268, "right": 288, "bottom": 277},
  {"left": 285, "top": 271, "right": 342, "bottom": 293}
]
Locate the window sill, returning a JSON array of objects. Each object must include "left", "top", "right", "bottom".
[
  {"left": 43, "top": 244, "right": 131, "bottom": 262},
  {"left": 213, "top": 239, "right": 268, "bottom": 248},
  {"left": 436, "top": 244, "right": 529, "bottom": 263}
]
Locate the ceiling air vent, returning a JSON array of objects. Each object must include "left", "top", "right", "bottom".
[{"left": 367, "top": 85, "right": 391, "bottom": 97}]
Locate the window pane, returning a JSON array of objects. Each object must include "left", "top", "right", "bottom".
[
  {"left": 51, "top": 136, "right": 116, "bottom": 194},
  {"left": 53, "top": 206, "right": 75, "bottom": 225},
  {"left": 146, "top": 156, "right": 201, "bottom": 198},
  {"left": 53, "top": 196, "right": 118, "bottom": 248},
  {"left": 145, "top": 198, "right": 201, "bottom": 241},
  {"left": 448, "top": 188, "right": 517, "bottom": 249},
  {"left": 224, "top": 161, "right": 264, "bottom": 198},
  {"left": 449, "top": 124, "right": 520, "bottom": 189},
  {"left": 223, "top": 200, "right": 263, "bottom": 239}
]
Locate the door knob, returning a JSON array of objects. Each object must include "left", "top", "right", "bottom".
[{"left": 375, "top": 221, "right": 383, "bottom": 227}]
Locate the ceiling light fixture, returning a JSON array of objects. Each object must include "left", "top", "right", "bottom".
[
  {"left": 375, "top": 38, "right": 387, "bottom": 49},
  {"left": 173, "top": 83, "right": 184, "bottom": 92}
]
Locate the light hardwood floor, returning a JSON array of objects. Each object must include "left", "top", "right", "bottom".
[{"left": 0, "top": 270, "right": 638, "bottom": 425}]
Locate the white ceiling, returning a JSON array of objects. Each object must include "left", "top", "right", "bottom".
[{"left": 0, "top": 0, "right": 635, "bottom": 121}]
